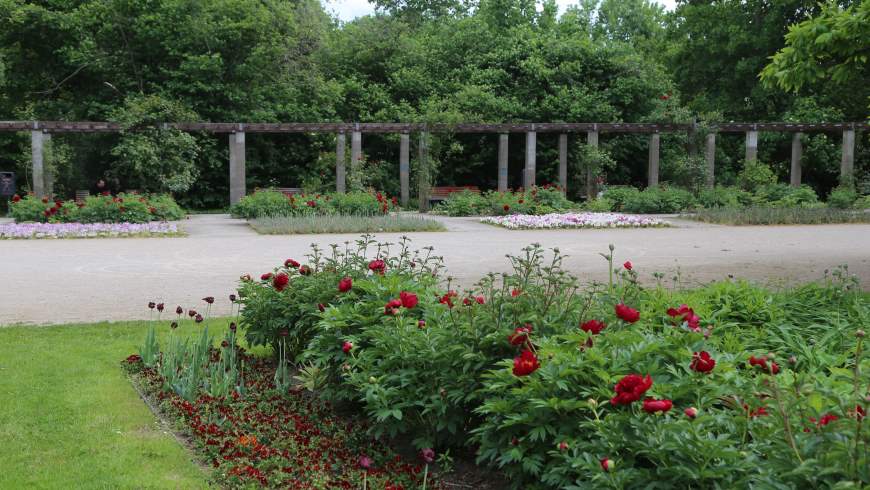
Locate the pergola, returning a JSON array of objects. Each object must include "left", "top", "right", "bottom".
[{"left": 1, "top": 120, "right": 865, "bottom": 208}]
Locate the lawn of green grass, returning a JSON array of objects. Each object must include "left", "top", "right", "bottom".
[{"left": 0, "top": 318, "right": 235, "bottom": 489}]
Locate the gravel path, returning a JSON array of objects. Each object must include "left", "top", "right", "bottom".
[{"left": 1, "top": 214, "right": 868, "bottom": 326}]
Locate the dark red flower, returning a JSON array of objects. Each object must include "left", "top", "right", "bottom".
[
  {"left": 511, "top": 289, "right": 522, "bottom": 297},
  {"left": 11, "top": 194, "right": 21, "bottom": 203},
  {"left": 690, "top": 351, "right": 716, "bottom": 373},
  {"left": 610, "top": 374, "right": 653, "bottom": 405},
  {"left": 558, "top": 441, "right": 569, "bottom": 451},
  {"left": 188, "top": 309, "right": 197, "bottom": 317},
  {"left": 125, "top": 354, "right": 142, "bottom": 364},
  {"left": 318, "top": 303, "right": 326, "bottom": 312},
  {"left": 439, "top": 290, "right": 458, "bottom": 308},
  {"left": 418, "top": 320, "right": 426, "bottom": 329},
  {"left": 229, "top": 294, "right": 237, "bottom": 302},
  {"left": 175, "top": 305, "right": 183, "bottom": 315},
  {"left": 399, "top": 291, "right": 418, "bottom": 309},
  {"left": 463, "top": 297, "right": 473, "bottom": 306},
  {"left": 229, "top": 322, "right": 237, "bottom": 332},
  {"left": 623, "top": 261, "right": 632, "bottom": 270},
  {"left": 342, "top": 341, "right": 353, "bottom": 354},
  {"left": 41, "top": 197, "right": 49, "bottom": 204},
  {"left": 419, "top": 448, "right": 435, "bottom": 464},
  {"left": 642, "top": 398, "right": 673, "bottom": 414},
  {"left": 306, "top": 200, "right": 316, "bottom": 207},
  {"left": 284, "top": 258, "right": 300, "bottom": 268},
  {"left": 368, "top": 259, "right": 386, "bottom": 275},
  {"left": 512, "top": 350, "right": 540, "bottom": 376},
  {"left": 581, "top": 319, "right": 606, "bottom": 335},
  {"left": 748, "top": 355, "right": 780, "bottom": 374},
  {"left": 475, "top": 295, "right": 485, "bottom": 304},
  {"left": 221, "top": 340, "right": 230, "bottom": 348},
  {"left": 261, "top": 272, "right": 273, "bottom": 281},
  {"left": 202, "top": 296, "right": 214, "bottom": 304},
  {"left": 195, "top": 314, "right": 203, "bottom": 323},
  {"left": 338, "top": 277, "right": 353, "bottom": 292},
  {"left": 667, "top": 304, "right": 701, "bottom": 331},
  {"left": 298, "top": 265, "right": 311, "bottom": 276},
  {"left": 614, "top": 303, "right": 640, "bottom": 323},
  {"left": 503, "top": 204, "right": 510, "bottom": 212},
  {"left": 273, "top": 273, "right": 290, "bottom": 291},
  {"left": 508, "top": 324, "right": 533, "bottom": 346},
  {"left": 147, "top": 302, "right": 156, "bottom": 310}
]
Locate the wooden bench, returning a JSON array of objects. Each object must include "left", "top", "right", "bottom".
[
  {"left": 254, "top": 187, "right": 303, "bottom": 196},
  {"left": 429, "top": 186, "right": 480, "bottom": 203}
]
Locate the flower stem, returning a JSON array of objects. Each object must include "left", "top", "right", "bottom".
[{"left": 769, "top": 374, "right": 803, "bottom": 465}]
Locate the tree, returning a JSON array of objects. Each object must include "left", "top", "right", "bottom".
[{"left": 761, "top": 0, "right": 870, "bottom": 114}]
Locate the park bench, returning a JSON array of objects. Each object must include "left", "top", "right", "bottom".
[{"left": 428, "top": 186, "right": 480, "bottom": 204}]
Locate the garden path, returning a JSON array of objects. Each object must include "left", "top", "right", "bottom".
[{"left": 1, "top": 213, "right": 868, "bottom": 325}]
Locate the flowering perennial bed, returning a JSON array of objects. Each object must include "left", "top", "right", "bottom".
[
  {"left": 0, "top": 221, "right": 180, "bottom": 239},
  {"left": 480, "top": 212, "right": 667, "bottom": 229},
  {"left": 128, "top": 237, "right": 869, "bottom": 489}
]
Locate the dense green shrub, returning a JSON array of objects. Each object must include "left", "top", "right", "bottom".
[
  {"left": 230, "top": 238, "right": 869, "bottom": 489},
  {"left": 621, "top": 186, "right": 697, "bottom": 214},
  {"left": 229, "top": 190, "right": 397, "bottom": 219},
  {"left": 600, "top": 186, "right": 640, "bottom": 211},
  {"left": 737, "top": 161, "right": 778, "bottom": 191},
  {"left": 433, "top": 186, "right": 574, "bottom": 216},
  {"left": 828, "top": 185, "right": 859, "bottom": 209},
  {"left": 697, "top": 186, "right": 753, "bottom": 208},
  {"left": 9, "top": 192, "right": 184, "bottom": 223},
  {"left": 753, "top": 183, "right": 820, "bottom": 207}
]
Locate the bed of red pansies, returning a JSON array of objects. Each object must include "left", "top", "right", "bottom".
[{"left": 125, "top": 347, "right": 441, "bottom": 489}]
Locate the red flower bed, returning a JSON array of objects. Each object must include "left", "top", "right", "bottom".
[{"left": 128, "top": 353, "right": 440, "bottom": 489}]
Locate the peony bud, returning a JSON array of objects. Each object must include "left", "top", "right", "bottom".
[
  {"left": 229, "top": 294, "right": 237, "bottom": 302},
  {"left": 369, "top": 376, "right": 377, "bottom": 384},
  {"left": 176, "top": 306, "right": 183, "bottom": 315},
  {"left": 156, "top": 303, "right": 164, "bottom": 312},
  {"left": 788, "top": 356, "right": 797, "bottom": 365},
  {"left": 342, "top": 341, "right": 353, "bottom": 354},
  {"left": 558, "top": 441, "right": 569, "bottom": 451},
  {"left": 587, "top": 398, "right": 598, "bottom": 408},
  {"left": 857, "top": 330, "right": 865, "bottom": 338},
  {"left": 170, "top": 321, "right": 178, "bottom": 329},
  {"left": 418, "top": 320, "right": 426, "bottom": 329},
  {"left": 600, "top": 458, "right": 615, "bottom": 472},
  {"left": 147, "top": 302, "right": 156, "bottom": 310},
  {"left": 195, "top": 314, "right": 203, "bottom": 323},
  {"left": 684, "top": 407, "right": 698, "bottom": 419},
  {"left": 318, "top": 303, "right": 326, "bottom": 312},
  {"left": 229, "top": 322, "right": 237, "bottom": 332}
]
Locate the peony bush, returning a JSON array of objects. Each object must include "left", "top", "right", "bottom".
[
  {"left": 433, "top": 185, "right": 574, "bottom": 216},
  {"left": 137, "top": 237, "right": 869, "bottom": 488},
  {"left": 9, "top": 192, "right": 184, "bottom": 223},
  {"left": 230, "top": 190, "right": 399, "bottom": 219}
]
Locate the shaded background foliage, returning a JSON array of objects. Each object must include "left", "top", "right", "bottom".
[{"left": 0, "top": 0, "right": 866, "bottom": 208}]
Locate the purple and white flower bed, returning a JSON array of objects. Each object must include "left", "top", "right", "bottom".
[
  {"left": 481, "top": 212, "right": 667, "bottom": 230},
  {"left": 0, "top": 221, "right": 180, "bottom": 239}
]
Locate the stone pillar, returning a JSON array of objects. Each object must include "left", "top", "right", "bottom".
[
  {"left": 558, "top": 133, "right": 568, "bottom": 192},
  {"left": 31, "top": 129, "right": 46, "bottom": 198},
  {"left": 351, "top": 127, "right": 362, "bottom": 176},
  {"left": 745, "top": 130, "right": 758, "bottom": 164},
  {"left": 648, "top": 132, "right": 660, "bottom": 187},
  {"left": 43, "top": 133, "right": 53, "bottom": 197},
  {"left": 586, "top": 130, "right": 599, "bottom": 199},
  {"left": 335, "top": 132, "right": 346, "bottom": 193},
  {"left": 418, "top": 131, "right": 430, "bottom": 212},
  {"left": 705, "top": 132, "right": 716, "bottom": 188},
  {"left": 524, "top": 127, "right": 536, "bottom": 188},
  {"left": 841, "top": 128, "right": 855, "bottom": 183},
  {"left": 399, "top": 132, "right": 410, "bottom": 206},
  {"left": 229, "top": 131, "right": 246, "bottom": 205},
  {"left": 497, "top": 133, "right": 509, "bottom": 192},
  {"left": 790, "top": 132, "right": 803, "bottom": 188}
]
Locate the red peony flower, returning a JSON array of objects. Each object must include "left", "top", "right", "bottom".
[
  {"left": 273, "top": 273, "right": 289, "bottom": 291},
  {"left": 600, "top": 458, "right": 614, "bottom": 472},
  {"left": 581, "top": 319, "right": 606, "bottom": 335},
  {"left": 338, "top": 277, "right": 353, "bottom": 292},
  {"left": 748, "top": 355, "right": 780, "bottom": 374},
  {"left": 11, "top": 194, "right": 20, "bottom": 203},
  {"left": 503, "top": 204, "right": 510, "bottom": 212},
  {"left": 512, "top": 350, "right": 540, "bottom": 376},
  {"left": 623, "top": 261, "right": 632, "bottom": 270},
  {"left": 368, "top": 259, "right": 386, "bottom": 275},
  {"left": 667, "top": 304, "right": 701, "bottom": 331},
  {"left": 614, "top": 303, "right": 640, "bottom": 323},
  {"left": 439, "top": 290, "right": 458, "bottom": 308},
  {"left": 475, "top": 295, "right": 485, "bottom": 304},
  {"left": 642, "top": 398, "right": 673, "bottom": 414},
  {"left": 463, "top": 297, "right": 473, "bottom": 306},
  {"left": 342, "top": 341, "right": 353, "bottom": 354},
  {"left": 511, "top": 288, "right": 522, "bottom": 297},
  {"left": 188, "top": 309, "right": 197, "bottom": 317},
  {"left": 610, "top": 374, "right": 653, "bottom": 405},
  {"left": 399, "top": 291, "right": 418, "bottom": 309},
  {"left": 817, "top": 413, "right": 838, "bottom": 427},
  {"left": 195, "top": 314, "right": 203, "bottom": 323},
  {"left": 261, "top": 272, "right": 273, "bottom": 281},
  {"left": 298, "top": 265, "right": 311, "bottom": 276},
  {"left": 690, "top": 351, "right": 716, "bottom": 373},
  {"left": 156, "top": 303, "right": 164, "bottom": 312},
  {"left": 684, "top": 407, "right": 698, "bottom": 419},
  {"left": 284, "top": 258, "right": 300, "bottom": 268},
  {"left": 508, "top": 324, "right": 533, "bottom": 345}
]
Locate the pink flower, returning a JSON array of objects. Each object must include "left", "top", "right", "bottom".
[
  {"left": 419, "top": 448, "right": 435, "bottom": 464},
  {"left": 623, "top": 261, "right": 632, "bottom": 270}
]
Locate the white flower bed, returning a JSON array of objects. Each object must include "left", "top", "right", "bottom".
[
  {"left": 481, "top": 212, "right": 667, "bottom": 230},
  {"left": 0, "top": 222, "right": 180, "bottom": 239}
]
